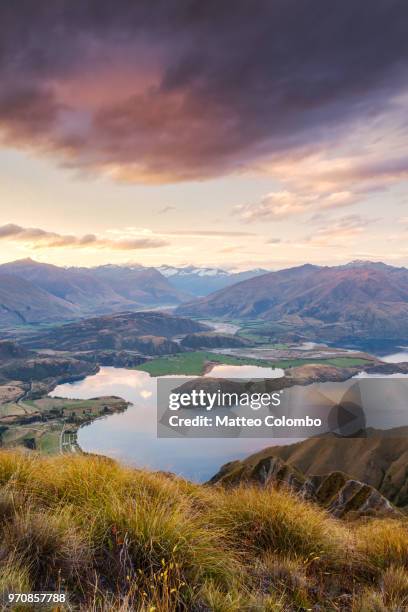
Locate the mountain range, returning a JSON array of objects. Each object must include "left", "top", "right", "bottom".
[
  {"left": 157, "top": 265, "right": 268, "bottom": 296},
  {"left": 0, "top": 259, "right": 266, "bottom": 327},
  {"left": 1, "top": 258, "right": 408, "bottom": 343},
  {"left": 0, "top": 273, "right": 80, "bottom": 325},
  {"left": 177, "top": 261, "right": 408, "bottom": 342}
]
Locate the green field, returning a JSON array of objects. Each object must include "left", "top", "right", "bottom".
[
  {"left": 36, "top": 429, "right": 61, "bottom": 454},
  {"left": 135, "top": 351, "right": 372, "bottom": 376},
  {"left": 0, "top": 396, "right": 128, "bottom": 454},
  {"left": 135, "top": 351, "right": 272, "bottom": 375}
]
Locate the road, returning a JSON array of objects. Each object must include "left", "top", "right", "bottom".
[{"left": 16, "top": 381, "right": 33, "bottom": 414}]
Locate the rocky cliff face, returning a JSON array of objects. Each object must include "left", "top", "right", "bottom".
[
  {"left": 209, "top": 455, "right": 400, "bottom": 520},
  {"left": 230, "top": 429, "right": 408, "bottom": 508}
]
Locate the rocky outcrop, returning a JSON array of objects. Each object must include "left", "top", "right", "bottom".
[
  {"left": 305, "top": 471, "right": 399, "bottom": 519},
  {"left": 209, "top": 456, "right": 401, "bottom": 519},
  {"left": 229, "top": 430, "right": 408, "bottom": 508}
]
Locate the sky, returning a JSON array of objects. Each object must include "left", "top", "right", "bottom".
[{"left": 0, "top": 0, "right": 407, "bottom": 271}]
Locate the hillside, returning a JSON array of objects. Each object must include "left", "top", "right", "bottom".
[
  {"left": 180, "top": 331, "right": 250, "bottom": 349},
  {"left": 211, "top": 429, "right": 408, "bottom": 507},
  {"left": 177, "top": 262, "right": 408, "bottom": 342},
  {"left": 0, "top": 273, "right": 79, "bottom": 326},
  {"left": 210, "top": 456, "right": 399, "bottom": 520},
  {"left": 0, "top": 339, "right": 30, "bottom": 361},
  {"left": 0, "top": 260, "right": 187, "bottom": 321},
  {"left": 1, "top": 451, "right": 408, "bottom": 611},
  {"left": 23, "top": 311, "right": 208, "bottom": 353},
  {"left": 90, "top": 264, "right": 188, "bottom": 304}
]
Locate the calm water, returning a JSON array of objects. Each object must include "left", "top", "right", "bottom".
[
  {"left": 52, "top": 364, "right": 289, "bottom": 482},
  {"left": 51, "top": 348, "right": 408, "bottom": 481},
  {"left": 381, "top": 349, "right": 408, "bottom": 363},
  {"left": 353, "top": 347, "right": 408, "bottom": 378}
]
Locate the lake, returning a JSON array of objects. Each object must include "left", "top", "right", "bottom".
[
  {"left": 51, "top": 348, "right": 408, "bottom": 481},
  {"left": 52, "top": 364, "right": 291, "bottom": 482},
  {"left": 353, "top": 347, "right": 408, "bottom": 378},
  {"left": 381, "top": 348, "right": 408, "bottom": 363}
]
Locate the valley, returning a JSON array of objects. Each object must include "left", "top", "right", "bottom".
[
  {"left": 1, "top": 260, "right": 408, "bottom": 610},
  {"left": 0, "top": 305, "right": 392, "bottom": 460},
  {"left": 177, "top": 261, "right": 408, "bottom": 344},
  {"left": 1, "top": 259, "right": 408, "bottom": 498},
  {"left": 0, "top": 259, "right": 267, "bottom": 329},
  {"left": 2, "top": 6, "right": 408, "bottom": 605}
]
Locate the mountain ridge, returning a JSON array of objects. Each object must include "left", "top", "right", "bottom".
[
  {"left": 0, "top": 273, "right": 80, "bottom": 326},
  {"left": 176, "top": 261, "right": 408, "bottom": 342},
  {"left": 209, "top": 428, "right": 408, "bottom": 508},
  {"left": 157, "top": 264, "right": 269, "bottom": 296},
  {"left": 22, "top": 311, "right": 209, "bottom": 353},
  {"left": 0, "top": 259, "right": 190, "bottom": 326}
]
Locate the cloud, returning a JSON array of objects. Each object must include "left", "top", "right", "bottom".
[
  {"left": 302, "top": 215, "right": 375, "bottom": 246},
  {"left": 235, "top": 190, "right": 357, "bottom": 221},
  {"left": 157, "top": 205, "right": 176, "bottom": 214},
  {"left": 0, "top": 224, "right": 168, "bottom": 250},
  {"left": 163, "top": 229, "right": 255, "bottom": 237},
  {"left": 219, "top": 246, "right": 242, "bottom": 253},
  {"left": 0, "top": 1, "right": 407, "bottom": 183}
]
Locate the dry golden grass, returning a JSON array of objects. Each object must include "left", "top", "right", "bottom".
[
  {"left": 0, "top": 450, "right": 408, "bottom": 611},
  {"left": 355, "top": 519, "right": 408, "bottom": 570},
  {"left": 210, "top": 484, "right": 352, "bottom": 561}
]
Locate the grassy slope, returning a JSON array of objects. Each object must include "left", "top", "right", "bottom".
[
  {"left": 0, "top": 452, "right": 407, "bottom": 611},
  {"left": 135, "top": 350, "right": 371, "bottom": 376}
]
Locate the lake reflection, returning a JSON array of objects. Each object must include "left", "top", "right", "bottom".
[
  {"left": 52, "top": 365, "right": 290, "bottom": 482},
  {"left": 381, "top": 349, "right": 408, "bottom": 363}
]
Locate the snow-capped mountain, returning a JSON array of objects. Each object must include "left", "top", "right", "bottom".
[
  {"left": 156, "top": 265, "right": 269, "bottom": 296},
  {"left": 158, "top": 265, "right": 230, "bottom": 277}
]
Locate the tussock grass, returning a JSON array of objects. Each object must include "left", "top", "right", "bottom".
[
  {"left": 1, "top": 450, "right": 408, "bottom": 610},
  {"left": 1, "top": 507, "right": 90, "bottom": 589},
  {"left": 355, "top": 519, "right": 408, "bottom": 570},
  {"left": 209, "top": 485, "right": 352, "bottom": 562},
  {"left": 0, "top": 563, "right": 31, "bottom": 596},
  {"left": 352, "top": 567, "right": 408, "bottom": 612}
]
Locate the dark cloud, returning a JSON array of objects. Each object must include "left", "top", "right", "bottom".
[{"left": 0, "top": 1, "right": 407, "bottom": 182}]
